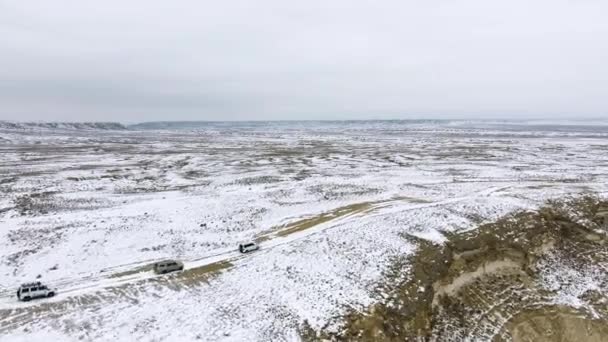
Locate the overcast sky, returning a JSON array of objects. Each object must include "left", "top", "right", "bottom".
[{"left": 1, "top": 0, "right": 607, "bottom": 122}]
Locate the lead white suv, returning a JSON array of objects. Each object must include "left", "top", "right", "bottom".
[{"left": 17, "top": 282, "right": 56, "bottom": 301}]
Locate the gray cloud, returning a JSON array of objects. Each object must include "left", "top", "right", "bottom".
[{"left": 1, "top": 0, "right": 607, "bottom": 122}]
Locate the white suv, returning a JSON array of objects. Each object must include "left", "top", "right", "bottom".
[
  {"left": 238, "top": 242, "right": 260, "bottom": 253},
  {"left": 17, "top": 282, "right": 56, "bottom": 301},
  {"left": 153, "top": 260, "right": 184, "bottom": 274}
]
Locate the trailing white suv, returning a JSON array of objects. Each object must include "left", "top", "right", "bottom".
[{"left": 17, "top": 282, "right": 55, "bottom": 301}]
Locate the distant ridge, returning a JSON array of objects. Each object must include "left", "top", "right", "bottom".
[
  {"left": 2, "top": 120, "right": 606, "bottom": 132},
  {"left": 128, "top": 120, "right": 452, "bottom": 130},
  {"left": 128, "top": 119, "right": 608, "bottom": 131},
  {"left": 0, "top": 121, "right": 128, "bottom": 131}
]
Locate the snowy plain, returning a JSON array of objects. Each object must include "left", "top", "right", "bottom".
[{"left": 0, "top": 120, "right": 607, "bottom": 341}]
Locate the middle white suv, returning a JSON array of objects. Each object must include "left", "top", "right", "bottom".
[
  {"left": 238, "top": 242, "right": 260, "bottom": 253},
  {"left": 153, "top": 260, "right": 184, "bottom": 274}
]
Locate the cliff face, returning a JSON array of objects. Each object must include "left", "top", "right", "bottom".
[{"left": 305, "top": 196, "right": 608, "bottom": 341}]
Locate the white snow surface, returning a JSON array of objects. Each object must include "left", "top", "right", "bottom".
[{"left": 1, "top": 121, "right": 607, "bottom": 341}]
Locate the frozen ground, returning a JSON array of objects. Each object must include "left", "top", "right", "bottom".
[{"left": 0, "top": 121, "right": 607, "bottom": 341}]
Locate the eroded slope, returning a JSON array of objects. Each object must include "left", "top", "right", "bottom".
[{"left": 307, "top": 196, "right": 608, "bottom": 341}]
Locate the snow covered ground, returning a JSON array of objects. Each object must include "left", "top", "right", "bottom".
[{"left": 0, "top": 121, "right": 607, "bottom": 341}]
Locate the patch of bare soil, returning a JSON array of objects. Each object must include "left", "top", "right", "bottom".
[
  {"left": 302, "top": 196, "right": 608, "bottom": 341},
  {"left": 499, "top": 306, "right": 608, "bottom": 342},
  {"left": 108, "top": 264, "right": 154, "bottom": 279},
  {"left": 12, "top": 192, "right": 111, "bottom": 216},
  {"left": 257, "top": 196, "right": 431, "bottom": 241},
  {"left": 232, "top": 176, "right": 282, "bottom": 186},
  {"left": 275, "top": 202, "right": 373, "bottom": 237},
  {"left": 255, "top": 202, "right": 372, "bottom": 242},
  {"left": 177, "top": 260, "right": 233, "bottom": 286}
]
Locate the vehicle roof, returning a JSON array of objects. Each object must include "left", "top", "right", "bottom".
[{"left": 20, "top": 282, "right": 43, "bottom": 287}]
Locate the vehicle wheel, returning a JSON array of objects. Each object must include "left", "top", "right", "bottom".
[
  {"left": 47, "top": 292, "right": 55, "bottom": 298},
  {"left": 23, "top": 297, "right": 31, "bottom": 302}
]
